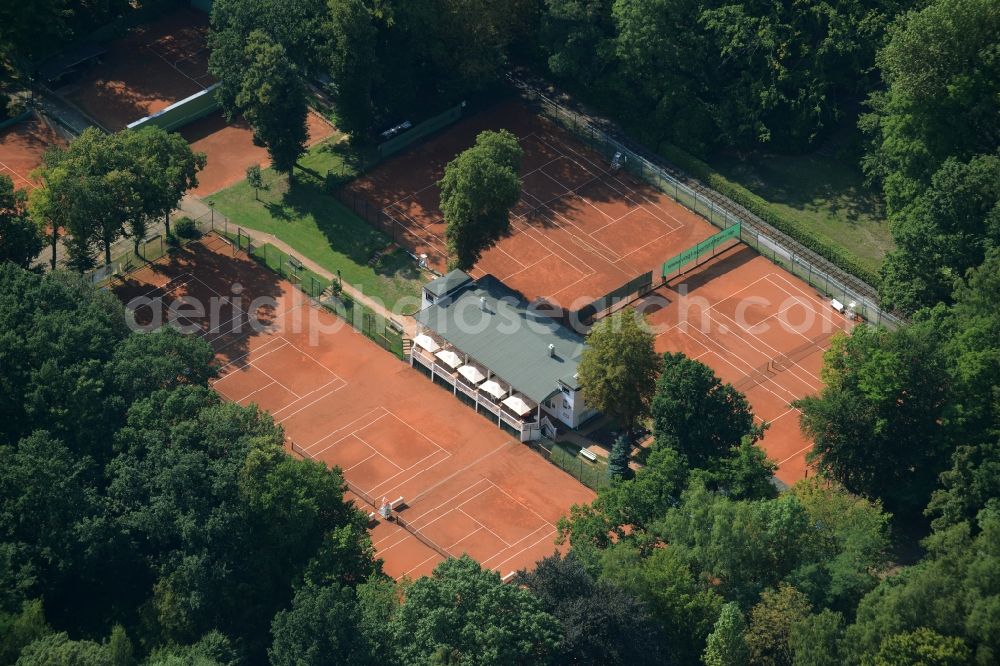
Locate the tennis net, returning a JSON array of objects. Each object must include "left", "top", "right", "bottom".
[{"left": 290, "top": 439, "right": 452, "bottom": 561}]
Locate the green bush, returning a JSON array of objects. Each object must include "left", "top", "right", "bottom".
[
  {"left": 173, "top": 217, "right": 199, "bottom": 239},
  {"left": 658, "top": 143, "right": 881, "bottom": 289}
]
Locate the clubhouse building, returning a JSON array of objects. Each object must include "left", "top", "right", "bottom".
[{"left": 411, "top": 270, "right": 596, "bottom": 441}]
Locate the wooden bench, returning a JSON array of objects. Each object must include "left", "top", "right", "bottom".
[{"left": 579, "top": 448, "right": 598, "bottom": 462}]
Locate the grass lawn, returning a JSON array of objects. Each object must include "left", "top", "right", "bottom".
[
  {"left": 710, "top": 151, "right": 894, "bottom": 272},
  {"left": 207, "top": 138, "right": 426, "bottom": 310}
]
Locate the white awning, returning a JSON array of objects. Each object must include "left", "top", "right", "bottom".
[
  {"left": 413, "top": 334, "right": 440, "bottom": 353},
  {"left": 480, "top": 379, "right": 507, "bottom": 400},
  {"left": 502, "top": 393, "right": 533, "bottom": 417},
  {"left": 457, "top": 365, "right": 486, "bottom": 384},
  {"left": 435, "top": 349, "right": 462, "bottom": 369}
]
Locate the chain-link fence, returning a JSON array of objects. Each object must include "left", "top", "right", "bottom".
[
  {"left": 534, "top": 440, "right": 610, "bottom": 491},
  {"left": 509, "top": 74, "right": 905, "bottom": 330}
]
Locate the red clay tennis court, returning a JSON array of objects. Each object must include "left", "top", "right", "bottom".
[
  {"left": 62, "top": 8, "right": 214, "bottom": 131},
  {"left": 112, "top": 234, "right": 594, "bottom": 579},
  {"left": 181, "top": 108, "right": 336, "bottom": 195},
  {"left": 637, "top": 245, "right": 855, "bottom": 484},
  {"left": 0, "top": 116, "right": 64, "bottom": 190},
  {"left": 350, "top": 98, "right": 858, "bottom": 483},
  {"left": 51, "top": 6, "right": 336, "bottom": 196},
  {"left": 349, "top": 99, "right": 716, "bottom": 313}
]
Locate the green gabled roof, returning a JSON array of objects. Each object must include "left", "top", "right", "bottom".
[
  {"left": 415, "top": 275, "right": 587, "bottom": 404},
  {"left": 424, "top": 269, "right": 473, "bottom": 298}
]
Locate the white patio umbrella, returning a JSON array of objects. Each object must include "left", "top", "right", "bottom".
[
  {"left": 502, "top": 393, "right": 533, "bottom": 417},
  {"left": 413, "top": 333, "right": 440, "bottom": 353},
  {"left": 457, "top": 364, "right": 486, "bottom": 385},
  {"left": 434, "top": 349, "right": 462, "bottom": 369},
  {"left": 479, "top": 379, "right": 507, "bottom": 400}
]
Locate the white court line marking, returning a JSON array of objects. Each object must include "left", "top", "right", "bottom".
[
  {"left": 320, "top": 432, "right": 404, "bottom": 473},
  {"left": 686, "top": 333, "right": 800, "bottom": 407},
  {"left": 359, "top": 413, "right": 452, "bottom": 494},
  {"left": 346, "top": 451, "right": 379, "bottom": 471},
  {"left": 778, "top": 443, "right": 814, "bottom": 465},
  {"left": 302, "top": 407, "right": 386, "bottom": 451},
  {"left": 231, "top": 380, "right": 276, "bottom": 404},
  {"left": 274, "top": 381, "right": 349, "bottom": 424},
  {"left": 663, "top": 273, "right": 823, "bottom": 386},
  {"left": 136, "top": 272, "right": 196, "bottom": 300},
  {"left": 481, "top": 524, "right": 551, "bottom": 569},
  {"left": 488, "top": 479, "right": 553, "bottom": 526},
  {"left": 213, "top": 335, "right": 287, "bottom": 373},
  {"left": 212, "top": 339, "right": 290, "bottom": 381},
  {"left": 248, "top": 364, "right": 300, "bottom": 398},
  {"left": 269, "top": 377, "right": 344, "bottom": 416},
  {"left": 487, "top": 528, "right": 558, "bottom": 573},
  {"left": 367, "top": 447, "right": 451, "bottom": 496},
  {"left": 406, "top": 438, "right": 515, "bottom": 504},
  {"left": 145, "top": 41, "right": 207, "bottom": 90},
  {"left": 448, "top": 526, "right": 485, "bottom": 550},
  {"left": 763, "top": 274, "right": 843, "bottom": 330},
  {"left": 403, "top": 478, "right": 493, "bottom": 526},
  {"left": 544, "top": 205, "right": 625, "bottom": 262},
  {"left": 0, "top": 162, "right": 36, "bottom": 190},
  {"left": 703, "top": 308, "right": 822, "bottom": 387},
  {"left": 308, "top": 411, "right": 390, "bottom": 455},
  {"left": 402, "top": 553, "right": 444, "bottom": 578},
  {"left": 401, "top": 486, "right": 499, "bottom": 540},
  {"left": 459, "top": 508, "right": 512, "bottom": 547},
  {"left": 375, "top": 452, "right": 460, "bottom": 504}
]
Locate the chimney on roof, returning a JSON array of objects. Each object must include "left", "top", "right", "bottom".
[{"left": 548, "top": 343, "right": 555, "bottom": 357}]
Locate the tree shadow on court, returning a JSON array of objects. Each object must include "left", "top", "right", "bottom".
[
  {"left": 666, "top": 245, "right": 759, "bottom": 294},
  {"left": 116, "top": 236, "right": 288, "bottom": 368}
]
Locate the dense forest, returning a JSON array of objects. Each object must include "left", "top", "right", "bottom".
[
  {"left": 1, "top": 0, "right": 999, "bottom": 664},
  {"left": 1, "top": 255, "right": 997, "bottom": 664}
]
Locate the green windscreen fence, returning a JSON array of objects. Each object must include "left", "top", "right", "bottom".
[
  {"left": 127, "top": 83, "right": 220, "bottom": 132},
  {"left": 662, "top": 223, "right": 741, "bottom": 278},
  {"left": 377, "top": 103, "right": 464, "bottom": 157}
]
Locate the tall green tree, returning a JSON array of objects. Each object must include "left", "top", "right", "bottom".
[
  {"left": 846, "top": 507, "right": 1000, "bottom": 664},
  {"left": 27, "top": 129, "right": 203, "bottom": 268},
  {"left": 439, "top": 129, "right": 523, "bottom": 270},
  {"left": 651, "top": 351, "right": 759, "bottom": 466},
  {"left": 120, "top": 127, "right": 206, "bottom": 241},
  {"left": 703, "top": 602, "right": 749, "bottom": 666},
  {"left": 789, "top": 609, "right": 846, "bottom": 666},
  {"left": 235, "top": 31, "right": 310, "bottom": 179},
  {"left": 515, "top": 552, "right": 668, "bottom": 665},
  {"left": 0, "top": 175, "right": 43, "bottom": 269},
  {"left": 578, "top": 309, "right": 661, "bottom": 434},
  {"left": 606, "top": 434, "right": 632, "bottom": 481},
  {"left": 872, "top": 628, "right": 971, "bottom": 666},
  {"left": 796, "top": 323, "right": 953, "bottom": 515},
  {"left": 390, "top": 555, "right": 560, "bottom": 665},
  {"left": 861, "top": 0, "right": 1000, "bottom": 213},
  {"left": 598, "top": 543, "right": 723, "bottom": 663},
  {"left": 324, "top": 0, "right": 377, "bottom": 136},
  {"left": 877, "top": 154, "right": 1000, "bottom": 312},
  {"left": 269, "top": 582, "right": 379, "bottom": 666},
  {"left": 744, "top": 584, "right": 812, "bottom": 666},
  {"left": 0, "top": 263, "right": 130, "bottom": 453}
]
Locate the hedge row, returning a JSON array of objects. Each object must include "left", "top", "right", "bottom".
[{"left": 657, "top": 143, "right": 882, "bottom": 289}]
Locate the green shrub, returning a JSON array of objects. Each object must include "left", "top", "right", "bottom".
[{"left": 173, "top": 217, "right": 199, "bottom": 239}]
